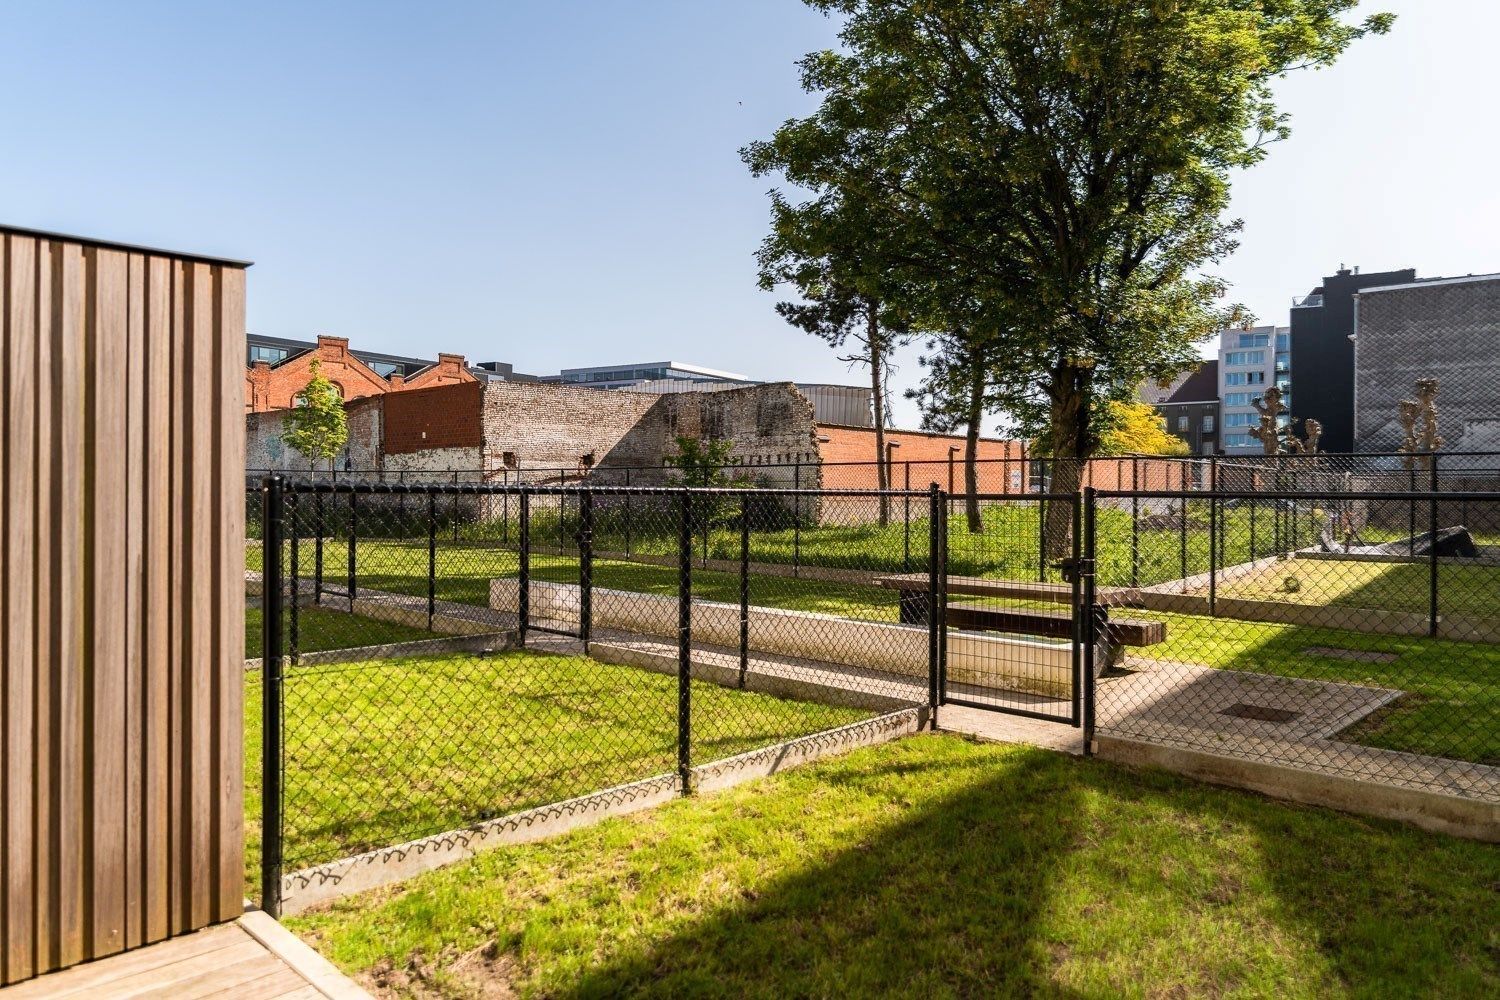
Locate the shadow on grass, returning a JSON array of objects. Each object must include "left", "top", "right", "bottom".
[{"left": 543, "top": 745, "right": 1495, "bottom": 998}]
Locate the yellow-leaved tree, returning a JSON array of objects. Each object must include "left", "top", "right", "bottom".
[{"left": 1096, "top": 400, "right": 1190, "bottom": 457}]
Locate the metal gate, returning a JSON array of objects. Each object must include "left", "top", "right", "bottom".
[
  {"left": 936, "top": 492, "right": 1093, "bottom": 731},
  {"left": 517, "top": 489, "right": 595, "bottom": 647}
]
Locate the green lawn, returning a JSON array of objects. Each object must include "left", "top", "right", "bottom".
[
  {"left": 245, "top": 606, "right": 438, "bottom": 659},
  {"left": 247, "top": 537, "right": 1498, "bottom": 765},
  {"left": 1129, "top": 611, "right": 1500, "bottom": 764},
  {"left": 288, "top": 734, "right": 1500, "bottom": 999},
  {"left": 1204, "top": 557, "right": 1500, "bottom": 620},
  {"left": 244, "top": 650, "right": 873, "bottom": 881}
]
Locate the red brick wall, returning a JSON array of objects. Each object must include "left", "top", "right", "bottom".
[
  {"left": 382, "top": 381, "right": 484, "bottom": 454},
  {"left": 816, "top": 424, "right": 1028, "bottom": 492}
]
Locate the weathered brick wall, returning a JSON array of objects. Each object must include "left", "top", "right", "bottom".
[
  {"left": 245, "top": 395, "right": 384, "bottom": 474},
  {"left": 472, "top": 382, "right": 820, "bottom": 486},
  {"left": 1356, "top": 278, "right": 1500, "bottom": 453}
]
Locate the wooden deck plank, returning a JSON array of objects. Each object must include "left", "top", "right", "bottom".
[
  {"left": 135, "top": 951, "right": 286, "bottom": 998},
  {"left": 195, "top": 965, "right": 308, "bottom": 1000},
  {"left": 0, "top": 924, "right": 242, "bottom": 998},
  {"left": 92, "top": 938, "right": 264, "bottom": 997}
]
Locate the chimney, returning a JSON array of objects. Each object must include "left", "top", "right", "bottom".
[
  {"left": 388, "top": 372, "right": 405, "bottom": 389},
  {"left": 317, "top": 334, "right": 350, "bottom": 356},
  {"left": 438, "top": 352, "right": 465, "bottom": 370}
]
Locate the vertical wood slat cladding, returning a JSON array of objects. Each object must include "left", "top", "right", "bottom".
[{"left": 0, "top": 228, "right": 246, "bottom": 986}]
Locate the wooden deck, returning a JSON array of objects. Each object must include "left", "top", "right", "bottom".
[{"left": 0, "top": 912, "right": 370, "bottom": 999}]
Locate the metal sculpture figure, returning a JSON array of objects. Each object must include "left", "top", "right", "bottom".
[{"left": 1399, "top": 378, "right": 1444, "bottom": 471}]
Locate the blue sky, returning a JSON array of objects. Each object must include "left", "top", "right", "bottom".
[{"left": 1, "top": 1, "right": 1493, "bottom": 429}]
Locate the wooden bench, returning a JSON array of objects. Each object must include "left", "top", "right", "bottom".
[{"left": 873, "top": 574, "right": 1166, "bottom": 658}]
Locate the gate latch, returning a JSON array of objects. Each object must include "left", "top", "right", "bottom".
[{"left": 1052, "top": 558, "right": 1094, "bottom": 584}]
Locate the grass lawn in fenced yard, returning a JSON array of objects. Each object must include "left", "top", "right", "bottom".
[
  {"left": 241, "top": 650, "right": 874, "bottom": 889},
  {"left": 245, "top": 606, "right": 438, "bottom": 659},
  {"left": 287, "top": 734, "right": 1500, "bottom": 999},
  {"left": 1202, "top": 556, "right": 1500, "bottom": 619},
  {"left": 246, "top": 538, "right": 1500, "bottom": 764},
  {"left": 252, "top": 499, "right": 1305, "bottom": 589},
  {"left": 1129, "top": 612, "right": 1500, "bottom": 764}
]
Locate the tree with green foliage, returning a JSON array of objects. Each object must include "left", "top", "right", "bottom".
[
  {"left": 748, "top": 190, "right": 913, "bottom": 526},
  {"left": 665, "top": 436, "right": 754, "bottom": 530},
  {"left": 748, "top": 0, "right": 1391, "bottom": 556},
  {"left": 281, "top": 359, "right": 348, "bottom": 475}
]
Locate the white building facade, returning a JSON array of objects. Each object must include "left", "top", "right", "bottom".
[{"left": 1217, "top": 325, "right": 1292, "bottom": 454}]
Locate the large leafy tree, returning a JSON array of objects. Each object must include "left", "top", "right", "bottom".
[
  {"left": 750, "top": 191, "right": 913, "bottom": 525},
  {"left": 749, "top": 0, "right": 1390, "bottom": 555}
]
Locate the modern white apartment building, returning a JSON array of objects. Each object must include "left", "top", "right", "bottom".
[{"left": 1217, "top": 325, "right": 1292, "bottom": 454}]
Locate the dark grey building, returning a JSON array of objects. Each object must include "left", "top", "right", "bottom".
[
  {"left": 1354, "top": 273, "right": 1500, "bottom": 455},
  {"left": 1288, "top": 266, "right": 1417, "bottom": 452},
  {"left": 1147, "top": 361, "right": 1220, "bottom": 455}
]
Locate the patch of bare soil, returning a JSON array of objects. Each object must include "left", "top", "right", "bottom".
[{"left": 360, "top": 941, "right": 519, "bottom": 1000}]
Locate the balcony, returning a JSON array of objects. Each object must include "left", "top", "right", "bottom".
[{"left": 1292, "top": 293, "right": 1324, "bottom": 309}]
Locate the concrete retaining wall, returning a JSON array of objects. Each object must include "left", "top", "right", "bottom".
[{"left": 491, "top": 579, "right": 1074, "bottom": 698}]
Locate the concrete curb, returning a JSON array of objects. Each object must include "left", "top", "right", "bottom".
[
  {"left": 237, "top": 910, "right": 373, "bottom": 999},
  {"left": 1094, "top": 734, "right": 1500, "bottom": 843},
  {"left": 277, "top": 708, "right": 925, "bottom": 914}
]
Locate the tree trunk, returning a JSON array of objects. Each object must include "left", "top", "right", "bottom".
[
  {"left": 868, "top": 303, "right": 890, "bottom": 527},
  {"left": 1043, "top": 360, "right": 1094, "bottom": 562},
  {"left": 964, "top": 353, "right": 984, "bottom": 533}
]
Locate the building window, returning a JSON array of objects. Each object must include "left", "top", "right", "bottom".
[
  {"left": 1224, "top": 412, "right": 1257, "bottom": 428},
  {"left": 1224, "top": 350, "right": 1266, "bottom": 366},
  {"left": 250, "top": 345, "right": 289, "bottom": 365},
  {"left": 1202, "top": 415, "right": 1215, "bottom": 433},
  {"left": 1177, "top": 415, "right": 1189, "bottom": 433},
  {"left": 1224, "top": 433, "right": 1255, "bottom": 448},
  {"left": 1237, "top": 333, "right": 1270, "bottom": 348},
  {"left": 1202, "top": 442, "right": 1215, "bottom": 455},
  {"left": 1224, "top": 371, "right": 1266, "bottom": 386},
  {"left": 1276, "top": 332, "right": 1290, "bottom": 351}
]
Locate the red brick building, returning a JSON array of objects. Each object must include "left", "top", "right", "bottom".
[{"left": 244, "top": 334, "right": 477, "bottom": 413}]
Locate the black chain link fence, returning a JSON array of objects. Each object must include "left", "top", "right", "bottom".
[
  {"left": 250, "top": 480, "right": 940, "bottom": 915},
  {"left": 246, "top": 468, "right": 1498, "bottom": 913}
]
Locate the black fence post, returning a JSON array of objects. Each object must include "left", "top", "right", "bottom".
[
  {"left": 1130, "top": 457, "right": 1140, "bottom": 589},
  {"left": 1179, "top": 493, "right": 1188, "bottom": 581},
  {"left": 580, "top": 489, "right": 594, "bottom": 652},
  {"left": 501, "top": 470, "right": 510, "bottom": 546},
  {"left": 937, "top": 490, "right": 949, "bottom": 707},
  {"left": 288, "top": 491, "right": 300, "bottom": 665},
  {"left": 260, "top": 475, "right": 284, "bottom": 918},
  {"left": 1081, "top": 487, "right": 1098, "bottom": 754},
  {"left": 678, "top": 491, "right": 694, "bottom": 794},
  {"left": 347, "top": 491, "right": 358, "bottom": 605},
  {"left": 427, "top": 491, "right": 437, "bottom": 632},
  {"left": 452, "top": 471, "right": 460, "bottom": 544},
  {"left": 1209, "top": 486, "right": 1219, "bottom": 617},
  {"left": 903, "top": 461, "right": 912, "bottom": 574},
  {"left": 624, "top": 468, "right": 633, "bottom": 558},
  {"left": 518, "top": 491, "right": 530, "bottom": 647},
  {"left": 314, "top": 490, "right": 324, "bottom": 606},
  {"left": 1429, "top": 460, "right": 1440, "bottom": 638},
  {"left": 1409, "top": 465, "right": 1418, "bottom": 557},
  {"left": 738, "top": 497, "right": 750, "bottom": 689},
  {"left": 926, "top": 484, "right": 942, "bottom": 727},
  {"left": 1038, "top": 459, "right": 1048, "bottom": 583},
  {"left": 793, "top": 462, "right": 802, "bottom": 579}
]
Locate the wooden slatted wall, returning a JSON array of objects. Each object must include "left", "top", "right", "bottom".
[{"left": 0, "top": 227, "right": 247, "bottom": 986}]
